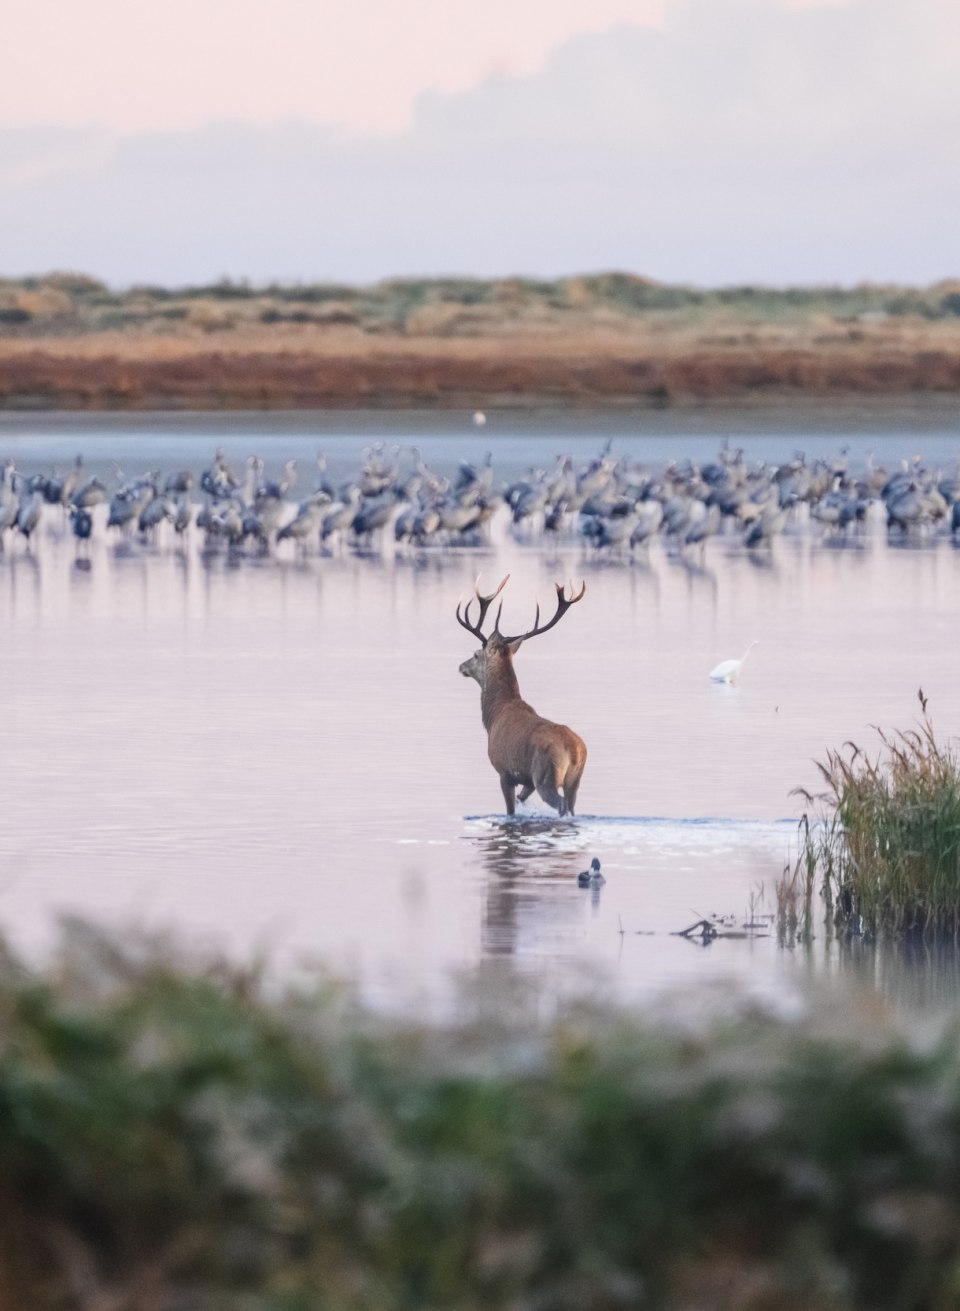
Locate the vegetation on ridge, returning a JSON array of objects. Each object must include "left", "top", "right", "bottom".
[{"left": 3, "top": 270, "right": 960, "bottom": 337}]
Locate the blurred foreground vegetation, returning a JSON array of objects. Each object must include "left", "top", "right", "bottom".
[{"left": 5, "top": 922, "right": 960, "bottom": 1308}]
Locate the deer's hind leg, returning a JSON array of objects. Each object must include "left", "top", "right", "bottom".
[
  {"left": 533, "top": 764, "right": 565, "bottom": 815},
  {"left": 563, "top": 778, "right": 580, "bottom": 816},
  {"left": 562, "top": 745, "right": 587, "bottom": 817},
  {"left": 499, "top": 774, "right": 517, "bottom": 816},
  {"left": 537, "top": 781, "right": 565, "bottom": 814}
]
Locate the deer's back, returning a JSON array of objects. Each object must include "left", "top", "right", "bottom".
[{"left": 487, "top": 699, "right": 586, "bottom": 776}]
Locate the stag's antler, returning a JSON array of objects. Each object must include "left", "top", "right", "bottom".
[
  {"left": 455, "top": 574, "right": 510, "bottom": 646},
  {"left": 496, "top": 581, "right": 586, "bottom": 646}
]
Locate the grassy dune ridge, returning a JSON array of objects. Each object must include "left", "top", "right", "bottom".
[
  {"left": 2, "top": 272, "right": 960, "bottom": 408},
  {"left": 4, "top": 921, "right": 960, "bottom": 1308}
]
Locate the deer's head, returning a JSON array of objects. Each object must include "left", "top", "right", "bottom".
[
  {"left": 458, "top": 649, "right": 487, "bottom": 685},
  {"left": 458, "top": 632, "right": 522, "bottom": 687},
  {"left": 456, "top": 575, "right": 586, "bottom": 686}
]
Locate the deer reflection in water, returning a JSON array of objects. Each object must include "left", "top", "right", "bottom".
[{"left": 473, "top": 817, "right": 593, "bottom": 959}]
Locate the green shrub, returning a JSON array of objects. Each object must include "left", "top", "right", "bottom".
[
  {"left": 573, "top": 272, "right": 703, "bottom": 313},
  {"left": 180, "top": 279, "right": 258, "bottom": 301},
  {"left": 884, "top": 295, "right": 944, "bottom": 320}
]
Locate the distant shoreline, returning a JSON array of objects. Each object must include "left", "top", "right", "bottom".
[
  {"left": 1, "top": 395, "right": 958, "bottom": 446},
  {"left": 2, "top": 272, "right": 959, "bottom": 411}
]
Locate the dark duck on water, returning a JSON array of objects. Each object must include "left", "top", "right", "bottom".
[{"left": 578, "top": 858, "right": 604, "bottom": 888}]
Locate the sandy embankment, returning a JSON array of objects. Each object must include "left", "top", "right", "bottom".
[{"left": 1, "top": 320, "right": 959, "bottom": 410}]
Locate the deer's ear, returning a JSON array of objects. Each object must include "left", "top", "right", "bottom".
[{"left": 507, "top": 639, "right": 523, "bottom": 656}]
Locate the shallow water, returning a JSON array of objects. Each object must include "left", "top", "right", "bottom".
[{"left": 3, "top": 411, "right": 960, "bottom": 1013}]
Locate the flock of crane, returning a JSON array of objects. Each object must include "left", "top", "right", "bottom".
[{"left": 2, "top": 439, "right": 960, "bottom": 560}]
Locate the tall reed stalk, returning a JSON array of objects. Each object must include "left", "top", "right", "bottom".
[{"left": 795, "top": 691, "right": 960, "bottom": 937}]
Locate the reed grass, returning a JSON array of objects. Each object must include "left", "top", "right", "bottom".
[
  {"left": 775, "top": 819, "right": 818, "bottom": 946},
  {"left": 795, "top": 691, "right": 960, "bottom": 938}
]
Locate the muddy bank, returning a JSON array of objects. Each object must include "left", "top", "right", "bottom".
[{"left": 2, "top": 343, "right": 960, "bottom": 410}]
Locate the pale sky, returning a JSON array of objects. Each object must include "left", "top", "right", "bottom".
[
  {"left": 2, "top": 0, "right": 957, "bottom": 286},
  {"left": 10, "top": 0, "right": 666, "bottom": 134},
  {"left": 11, "top": 0, "right": 837, "bottom": 134}
]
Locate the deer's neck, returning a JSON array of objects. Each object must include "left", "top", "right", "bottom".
[{"left": 481, "top": 659, "right": 522, "bottom": 731}]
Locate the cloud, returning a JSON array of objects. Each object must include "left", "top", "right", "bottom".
[{"left": 1, "top": 0, "right": 958, "bottom": 286}]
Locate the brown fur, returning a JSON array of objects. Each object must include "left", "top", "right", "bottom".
[{"left": 460, "top": 635, "right": 587, "bottom": 816}]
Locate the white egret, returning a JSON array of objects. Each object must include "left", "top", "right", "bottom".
[{"left": 709, "top": 641, "right": 758, "bottom": 683}]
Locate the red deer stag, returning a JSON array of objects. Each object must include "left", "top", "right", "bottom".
[{"left": 457, "top": 575, "right": 587, "bottom": 816}]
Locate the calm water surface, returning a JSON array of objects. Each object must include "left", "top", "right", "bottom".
[{"left": 3, "top": 411, "right": 960, "bottom": 1013}]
